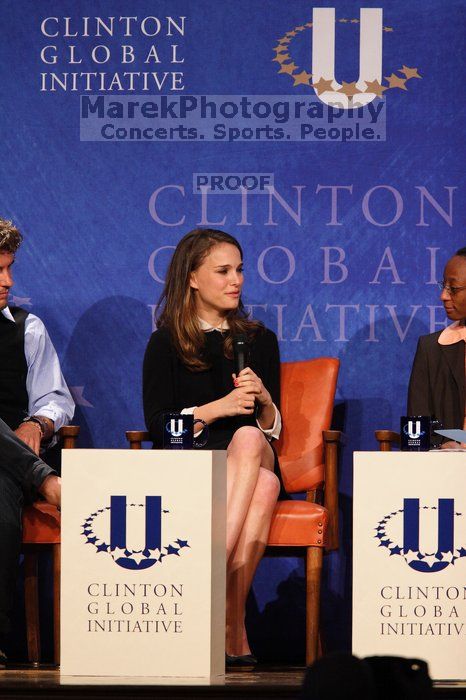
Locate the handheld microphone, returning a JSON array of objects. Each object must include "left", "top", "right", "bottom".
[{"left": 233, "top": 334, "right": 248, "bottom": 375}]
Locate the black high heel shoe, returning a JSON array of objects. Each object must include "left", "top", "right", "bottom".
[{"left": 225, "top": 653, "right": 258, "bottom": 667}]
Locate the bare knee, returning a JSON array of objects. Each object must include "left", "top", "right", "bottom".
[{"left": 227, "top": 426, "right": 265, "bottom": 459}]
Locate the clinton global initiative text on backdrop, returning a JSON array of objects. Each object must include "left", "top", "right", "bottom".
[
  {"left": 39, "top": 14, "right": 187, "bottom": 93},
  {"left": 143, "top": 181, "right": 457, "bottom": 344}
]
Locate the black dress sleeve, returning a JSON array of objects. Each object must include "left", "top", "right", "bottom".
[
  {"left": 143, "top": 329, "right": 180, "bottom": 445},
  {"left": 407, "top": 336, "right": 431, "bottom": 415},
  {"left": 252, "top": 329, "right": 281, "bottom": 438},
  {"left": 260, "top": 329, "right": 281, "bottom": 411}
]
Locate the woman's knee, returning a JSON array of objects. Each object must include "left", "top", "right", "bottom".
[{"left": 228, "top": 426, "right": 266, "bottom": 458}]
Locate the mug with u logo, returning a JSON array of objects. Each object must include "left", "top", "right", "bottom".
[
  {"left": 400, "top": 416, "right": 431, "bottom": 451},
  {"left": 163, "top": 413, "right": 209, "bottom": 449}
]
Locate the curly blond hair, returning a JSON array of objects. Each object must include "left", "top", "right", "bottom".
[{"left": 0, "top": 218, "right": 23, "bottom": 254}]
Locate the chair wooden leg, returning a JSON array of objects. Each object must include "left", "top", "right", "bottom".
[
  {"left": 305, "top": 546, "right": 323, "bottom": 666},
  {"left": 24, "top": 551, "right": 40, "bottom": 665},
  {"left": 53, "top": 543, "right": 61, "bottom": 666}
]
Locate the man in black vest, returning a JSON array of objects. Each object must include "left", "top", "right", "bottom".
[
  {"left": 0, "top": 218, "right": 74, "bottom": 665},
  {"left": 0, "top": 220, "right": 74, "bottom": 453}
]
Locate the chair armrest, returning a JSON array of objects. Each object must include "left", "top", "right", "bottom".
[
  {"left": 323, "top": 430, "right": 342, "bottom": 552},
  {"left": 58, "top": 425, "right": 80, "bottom": 449},
  {"left": 126, "top": 430, "right": 151, "bottom": 449},
  {"left": 324, "top": 429, "right": 345, "bottom": 445},
  {"left": 375, "top": 430, "right": 400, "bottom": 451}
]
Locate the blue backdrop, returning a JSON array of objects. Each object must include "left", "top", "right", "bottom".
[{"left": 1, "top": 0, "right": 464, "bottom": 660}]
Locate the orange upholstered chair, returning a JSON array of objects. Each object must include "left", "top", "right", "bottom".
[
  {"left": 21, "top": 425, "right": 79, "bottom": 665},
  {"left": 126, "top": 358, "right": 341, "bottom": 665},
  {"left": 267, "top": 358, "right": 340, "bottom": 664}
]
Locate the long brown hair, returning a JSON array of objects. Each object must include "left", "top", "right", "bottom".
[{"left": 156, "top": 228, "right": 263, "bottom": 370}]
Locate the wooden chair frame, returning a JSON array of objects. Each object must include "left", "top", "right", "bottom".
[
  {"left": 22, "top": 425, "right": 79, "bottom": 666},
  {"left": 266, "top": 429, "right": 341, "bottom": 664},
  {"left": 374, "top": 430, "right": 400, "bottom": 451}
]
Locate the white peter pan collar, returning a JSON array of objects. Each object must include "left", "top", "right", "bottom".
[{"left": 198, "top": 317, "right": 230, "bottom": 332}]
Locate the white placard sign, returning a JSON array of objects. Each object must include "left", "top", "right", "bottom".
[
  {"left": 353, "top": 452, "right": 466, "bottom": 680},
  {"left": 61, "top": 450, "right": 226, "bottom": 678}
]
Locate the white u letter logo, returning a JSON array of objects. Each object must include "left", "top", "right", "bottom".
[
  {"left": 312, "top": 7, "right": 383, "bottom": 108},
  {"left": 407, "top": 420, "right": 421, "bottom": 439},
  {"left": 170, "top": 419, "right": 183, "bottom": 437}
]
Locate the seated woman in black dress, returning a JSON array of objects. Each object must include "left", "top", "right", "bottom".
[
  {"left": 143, "top": 228, "right": 282, "bottom": 664},
  {"left": 408, "top": 246, "right": 466, "bottom": 447}
]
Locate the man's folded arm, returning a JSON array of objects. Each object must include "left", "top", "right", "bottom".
[{"left": 24, "top": 314, "right": 75, "bottom": 436}]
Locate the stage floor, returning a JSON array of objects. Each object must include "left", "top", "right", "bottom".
[{"left": 1, "top": 667, "right": 465, "bottom": 699}]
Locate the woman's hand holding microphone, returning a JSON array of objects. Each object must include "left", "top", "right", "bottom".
[
  {"left": 219, "top": 367, "right": 272, "bottom": 417},
  {"left": 194, "top": 368, "right": 275, "bottom": 429}
]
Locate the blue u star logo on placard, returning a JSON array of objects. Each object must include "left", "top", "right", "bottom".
[
  {"left": 375, "top": 498, "right": 466, "bottom": 573},
  {"left": 81, "top": 496, "right": 190, "bottom": 570}
]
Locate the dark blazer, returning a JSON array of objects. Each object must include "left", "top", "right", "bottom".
[{"left": 407, "top": 330, "right": 465, "bottom": 429}]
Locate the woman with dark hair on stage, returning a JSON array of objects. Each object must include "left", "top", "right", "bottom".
[
  {"left": 143, "top": 229, "right": 283, "bottom": 666},
  {"left": 408, "top": 246, "right": 466, "bottom": 447}
]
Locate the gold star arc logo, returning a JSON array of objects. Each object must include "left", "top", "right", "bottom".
[
  {"left": 312, "top": 77, "right": 334, "bottom": 95},
  {"left": 272, "top": 53, "right": 290, "bottom": 64},
  {"left": 293, "top": 70, "right": 313, "bottom": 86},
  {"left": 279, "top": 62, "right": 298, "bottom": 75},
  {"left": 272, "top": 17, "right": 422, "bottom": 101},
  {"left": 400, "top": 65, "right": 421, "bottom": 79},
  {"left": 364, "top": 79, "right": 389, "bottom": 97},
  {"left": 384, "top": 73, "right": 408, "bottom": 90},
  {"left": 338, "top": 81, "right": 361, "bottom": 97}
]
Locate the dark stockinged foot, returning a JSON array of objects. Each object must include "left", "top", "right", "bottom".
[{"left": 226, "top": 653, "right": 258, "bottom": 667}]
